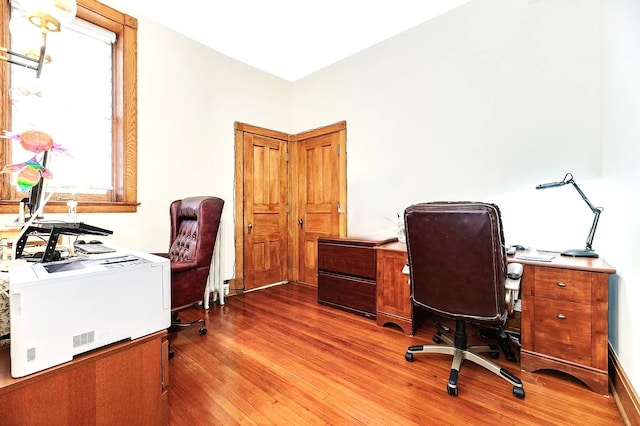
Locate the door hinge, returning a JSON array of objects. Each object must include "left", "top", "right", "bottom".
[
  {"left": 285, "top": 151, "right": 289, "bottom": 162},
  {"left": 285, "top": 203, "right": 290, "bottom": 213},
  {"left": 337, "top": 144, "right": 340, "bottom": 156}
]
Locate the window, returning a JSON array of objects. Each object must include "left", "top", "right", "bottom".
[{"left": 0, "top": 0, "right": 138, "bottom": 214}]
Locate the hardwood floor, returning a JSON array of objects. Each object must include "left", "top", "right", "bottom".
[{"left": 167, "top": 283, "right": 623, "bottom": 425}]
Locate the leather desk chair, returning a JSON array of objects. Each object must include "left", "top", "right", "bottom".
[
  {"left": 156, "top": 196, "right": 224, "bottom": 348},
  {"left": 403, "top": 202, "right": 525, "bottom": 399}
]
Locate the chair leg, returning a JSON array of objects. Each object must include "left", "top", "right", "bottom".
[
  {"left": 405, "top": 320, "right": 525, "bottom": 399},
  {"left": 479, "top": 328, "right": 519, "bottom": 362}
]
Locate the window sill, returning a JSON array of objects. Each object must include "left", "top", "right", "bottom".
[{"left": 0, "top": 201, "right": 139, "bottom": 214}]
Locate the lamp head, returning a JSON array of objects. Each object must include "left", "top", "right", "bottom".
[{"left": 536, "top": 172, "right": 574, "bottom": 190}]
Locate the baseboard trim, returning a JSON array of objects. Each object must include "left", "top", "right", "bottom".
[
  {"left": 609, "top": 343, "right": 640, "bottom": 426},
  {"left": 243, "top": 281, "right": 288, "bottom": 293}
]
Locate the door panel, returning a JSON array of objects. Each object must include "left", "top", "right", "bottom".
[
  {"left": 243, "top": 133, "right": 288, "bottom": 290},
  {"left": 297, "top": 132, "right": 342, "bottom": 286}
]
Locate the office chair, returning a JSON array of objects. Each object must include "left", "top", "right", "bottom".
[
  {"left": 403, "top": 202, "right": 525, "bottom": 399},
  {"left": 157, "top": 196, "right": 224, "bottom": 343}
]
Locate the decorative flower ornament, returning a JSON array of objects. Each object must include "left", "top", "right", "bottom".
[
  {"left": 2, "top": 156, "right": 53, "bottom": 191},
  {"left": 0, "top": 129, "right": 69, "bottom": 191}
]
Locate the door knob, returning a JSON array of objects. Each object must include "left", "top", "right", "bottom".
[{"left": 247, "top": 223, "right": 253, "bottom": 234}]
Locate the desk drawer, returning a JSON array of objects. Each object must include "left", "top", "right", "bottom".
[
  {"left": 534, "top": 268, "right": 591, "bottom": 304},
  {"left": 318, "top": 243, "right": 376, "bottom": 279},
  {"left": 318, "top": 272, "right": 376, "bottom": 317},
  {"left": 532, "top": 298, "right": 592, "bottom": 365}
]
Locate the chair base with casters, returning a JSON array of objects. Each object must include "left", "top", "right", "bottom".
[
  {"left": 170, "top": 311, "right": 208, "bottom": 336},
  {"left": 405, "top": 319, "right": 525, "bottom": 399},
  {"left": 168, "top": 303, "right": 209, "bottom": 360}
]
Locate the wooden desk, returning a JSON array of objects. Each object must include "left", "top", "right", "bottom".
[
  {"left": 514, "top": 252, "right": 615, "bottom": 395},
  {"left": 375, "top": 243, "right": 616, "bottom": 395},
  {"left": 375, "top": 242, "right": 414, "bottom": 334},
  {"left": 0, "top": 331, "right": 169, "bottom": 425}
]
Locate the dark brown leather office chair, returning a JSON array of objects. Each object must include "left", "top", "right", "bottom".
[
  {"left": 158, "top": 196, "right": 224, "bottom": 340},
  {"left": 403, "top": 202, "right": 525, "bottom": 399}
]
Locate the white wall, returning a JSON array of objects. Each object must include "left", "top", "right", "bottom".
[
  {"left": 601, "top": 0, "right": 640, "bottom": 395},
  {"left": 293, "top": 0, "right": 602, "bottom": 249},
  {"left": 102, "top": 15, "right": 292, "bottom": 282}
]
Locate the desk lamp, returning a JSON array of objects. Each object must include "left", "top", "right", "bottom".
[{"left": 536, "top": 172, "right": 603, "bottom": 258}]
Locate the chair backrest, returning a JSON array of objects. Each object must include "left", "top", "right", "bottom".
[
  {"left": 169, "top": 196, "right": 224, "bottom": 267},
  {"left": 404, "top": 202, "right": 508, "bottom": 325},
  {"left": 168, "top": 196, "right": 224, "bottom": 309}
]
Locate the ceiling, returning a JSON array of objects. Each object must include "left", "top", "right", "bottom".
[{"left": 106, "top": 0, "right": 471, "bottom": 82}]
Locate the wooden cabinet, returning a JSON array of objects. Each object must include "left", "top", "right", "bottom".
[
  {"left": 317, "top": 237, "right": 395, "bottom": 319},
  {"left": 517, "top": 254, "right": 615, "bottom": 395},
  {"left": 376, "top": 242, "right": 414, "bottom": 334},
  {"left": 0, "top": 331, "right": 169, "bottom": 425}
]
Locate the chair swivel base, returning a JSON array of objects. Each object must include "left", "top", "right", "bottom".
[
  {"left": 478, "top": 328, "right": 519, "bottom": 363},
  {"left": 405, "top": 321, "right": 525, "bottom": 399},
  {"left": 167, "top": 318, "right": 207, "bottom": 360},
  {"left": 170, "top": 317, "right": 208, "bottom": 336}
]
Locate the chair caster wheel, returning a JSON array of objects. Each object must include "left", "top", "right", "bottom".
[
  {"left": 199, "top": 327, "right": 207, "bottom": 335},
  {"left": 436, "top": 322, "right": 451, "bottom": 333},
  {"left": 447, "top": 385, "right": 458, "bottom": 396},
  {"left": 488, "top": 344, "right": 500, "bottom": 359},
  {"left": 405, "top": 352, "right": 414, "bottom": 362},
  {"left": 513, "top": 386, "right": 525, "bottom": 399},
  {"left": 433, "top": 335, "right": 443, "bottom": 344}
]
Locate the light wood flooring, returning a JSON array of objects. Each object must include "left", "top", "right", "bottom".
[{"left": 167, "top": 283, "right": 623, "bottom": 425}]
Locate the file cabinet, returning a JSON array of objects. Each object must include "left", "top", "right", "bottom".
[
  {"left": 317, "top": 237, "right": 395, "bottom": 319},
  {"left": 517, "top": 254, "right": 615, "bottom": 395}
]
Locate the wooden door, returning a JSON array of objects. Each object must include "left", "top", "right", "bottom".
[
  {"left": 239, "top": 126, "right": 289, "bottom": 291},
  {"left": 296, "top": 123, "right": 347, "bottom": 286},
  {"left": 234, "top": 121, "right": 346, "bottom": 292}
]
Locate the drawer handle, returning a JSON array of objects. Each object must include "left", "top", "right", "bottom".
[
  {"left": 557, "top": 282, "right": 567, "bottom": 288},
  {"left": 557, "top": 314, "right": 566, "bottom": 320}
]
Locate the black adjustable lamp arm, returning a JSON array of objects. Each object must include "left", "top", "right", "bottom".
[
  {"left": 565, "top": 175, "right": 603, "bottom": 251},
  {"left": 536, "top": 172, "right": 603, "bottom": 253},
  {"left": 563, "top": 174, "right": 600, "bottom": 214}
]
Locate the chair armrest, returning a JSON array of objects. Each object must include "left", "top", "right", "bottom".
[
  {"left": 507, "top": 262, "right": 523, "bottom": 280},
  {"left": 151, "top": 253, "right": 196, "bottom": 272},
  {"left": 170, "top": 260, "right": 198, "bottom": 273},
  {"left": 505, "top": 263, "right": 523, "bottom": 315}
]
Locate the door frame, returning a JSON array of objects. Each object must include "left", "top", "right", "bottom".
[{"left": 233, "top": 121, "right": 347, "bottom": 291}]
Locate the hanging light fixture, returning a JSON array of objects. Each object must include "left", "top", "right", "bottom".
[{"left": 0, "top": 0, "right": 77, "bottom": 78}]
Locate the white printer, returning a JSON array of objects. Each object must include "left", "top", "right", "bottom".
[{"left": 9, "top": 249, "right": 171, "bottom": 378}]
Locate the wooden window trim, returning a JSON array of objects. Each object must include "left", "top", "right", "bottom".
[{"left": 0, "top": 0, "right": 138, "bottom": 214}]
